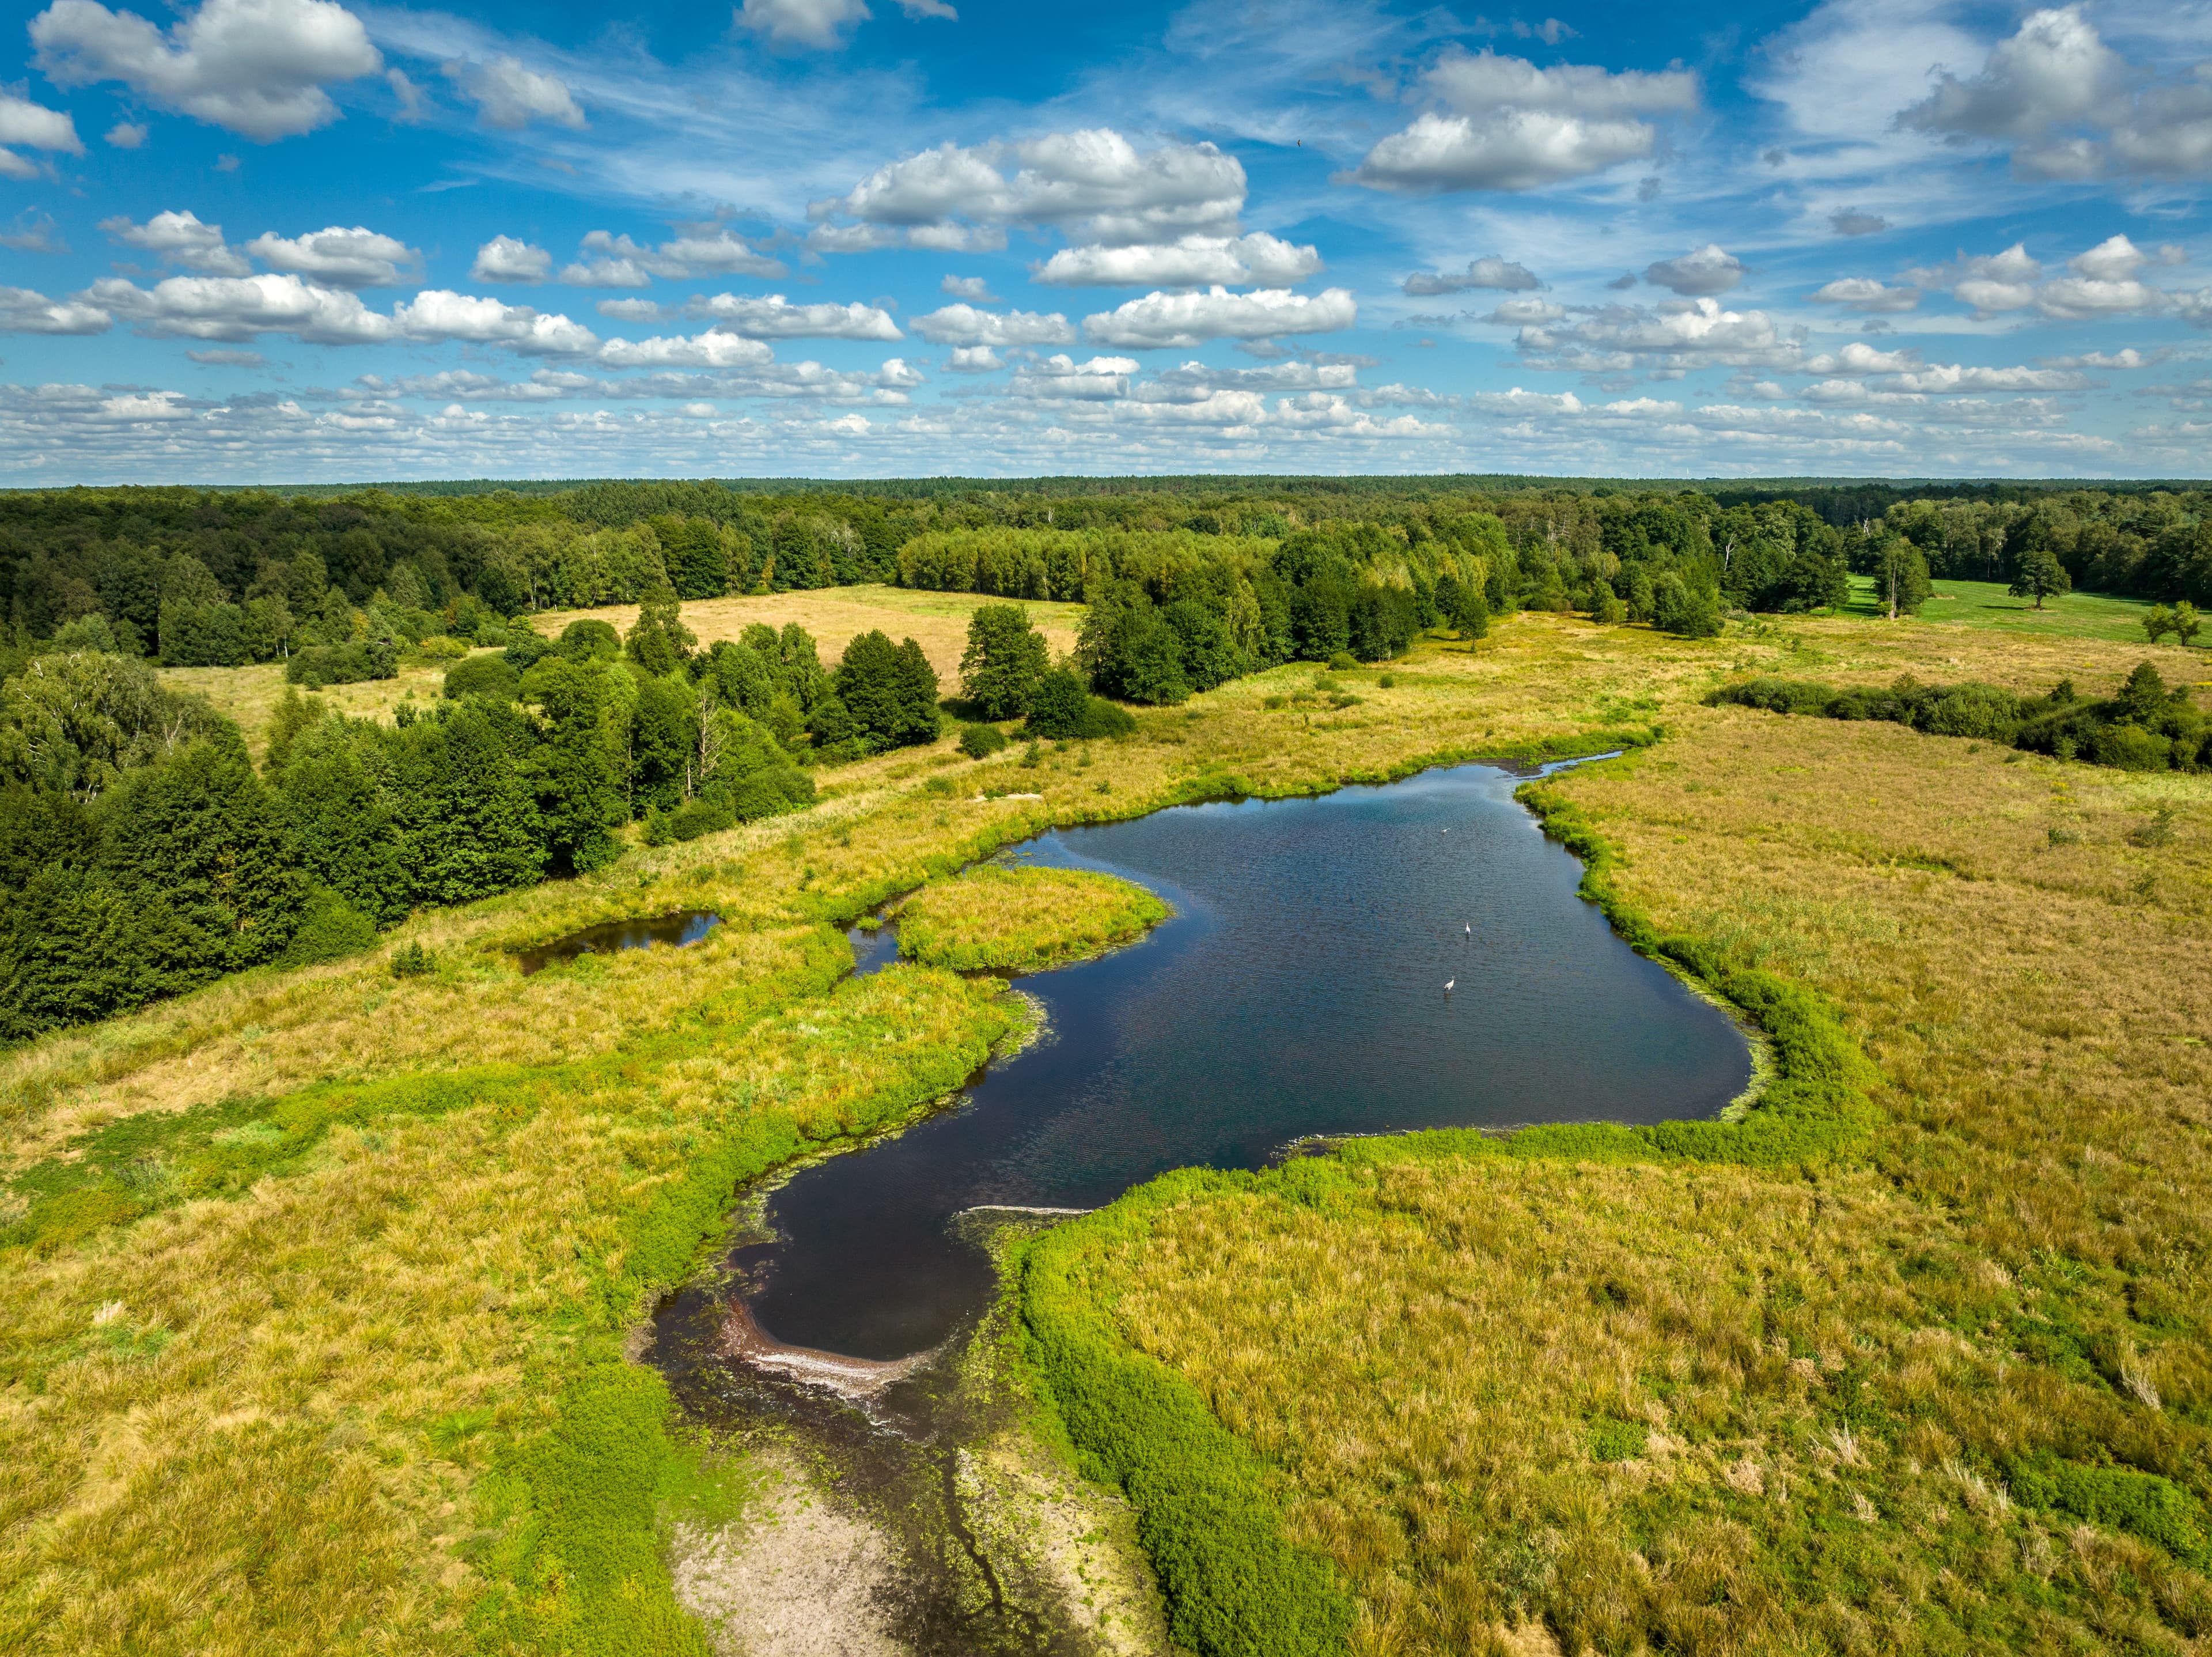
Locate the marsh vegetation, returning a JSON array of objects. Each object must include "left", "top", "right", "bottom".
[{"left": 2, "top": 482, "right": 2210, "bottom": 1656}]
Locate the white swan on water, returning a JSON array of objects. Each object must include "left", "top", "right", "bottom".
[{"left": 1444, "top": 979, "right": 1455, "bottom": 992}]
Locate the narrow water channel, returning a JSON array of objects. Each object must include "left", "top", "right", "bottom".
[{"left": 730, "top": 759, "right": 1751, "bottom": 1363}]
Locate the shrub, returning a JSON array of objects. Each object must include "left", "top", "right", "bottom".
[
  {"left": 1714, "top": 666, "right": 2207, "bottom": 775},
  {"left": 1027, "top": 669, "right": 1135, "bottom": 740},
  {"left": 442, "top": 653, "right": 521, "bottom": 702},
  {"left": 1326, "top": 650, "right": 1357, "bottom": 671},
  {"left": 502, "top": 626, "right": 553, "bottom": 670},
  {"left": 286, "top": 640, "right": 397, "bottom": 687},
  {"left": 2008, "top": 1458, "right": 2209, "bottom": 1565},
  {"left": 2093, "top": 723, "right": 2171, "bottom": 771},
  {"left": 1652, "top": 574, "right": 1722, "bottom": 638},
  {"left": 278, "top": 886, "right": 380, "bottom": 967},
  {"left": 555, "top": 619, "right": 622, "bottom": 663},
  {"left": 389, "top": 941, "right": 435, "bottom": 978},
  {"left": 958, "top": 722, "right": 1009, "bottom": 759},
  {"left": 415, "top": 634, "right": 471, "bottom": 661},
  {"left": 730, "top": 766, "right": 814, "bottom": 822}
]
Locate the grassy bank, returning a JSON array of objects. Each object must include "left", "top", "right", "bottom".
[
  {"left": 896, "top": 865, "right": 1171, "bottom": 974},
  {"left": 8, "top": 595, "right": 2206, "bottom": 1654},
  {"left": 1022, "top": 701, "right": 2212, "bottom": 1654}
]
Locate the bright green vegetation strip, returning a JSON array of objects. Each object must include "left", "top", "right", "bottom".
[
  {"left": 1505, "top": 774, "right": 1881, "bottom": 1167},
  {"left": 898, "top": 866, "right": 1170, "bottom": 974},
  {"left": 1018, "top": 1189, "right": 1356, "bottom": 1657}
]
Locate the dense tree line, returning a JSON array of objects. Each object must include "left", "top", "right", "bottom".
[
  {"left": 1712, "top": 663, "right": 2209, "bottom": 772},
  {"left": 0, "top": 595, "right": 830, "bottom": 1041},
  {"left": 9, "top": 481, "right": 2206, "bottom": 667}
]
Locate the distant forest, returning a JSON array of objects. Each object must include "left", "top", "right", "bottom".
[{"left": 2, "top": 476, "right": 2207, "bottom": 671}]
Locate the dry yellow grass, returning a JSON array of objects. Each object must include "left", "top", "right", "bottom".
[
  {"left": 896, "top": 865, "right": 1169, "bottom": 973},
  {"left": 160, "top": 658, "right": 461, "bottom": 758},
  {"left": 10, "top": 591, "right": 2209, "bottom": 1654},
  {"left": 531, "top": 584, "right": 1087, "bottom": 683}
]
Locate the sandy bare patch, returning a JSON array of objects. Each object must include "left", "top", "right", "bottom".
[{"left": 670, "top": 1455, "right": 903, "bottom": 1657}]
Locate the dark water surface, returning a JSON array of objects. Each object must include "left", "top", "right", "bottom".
[
  {"left": 516, "top": 909, "right": 721, "bottom": 975},
  {"left": 740, "top": 761, "right": 1751, "bottom": 1361}
]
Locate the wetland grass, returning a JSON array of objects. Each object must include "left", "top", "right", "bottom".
[
  {"left": 7, "top": 592, "right": 2208, "bottom": 1654},
  {"left": 896, "top": 866, "right": 1170, "bottom": 974}
]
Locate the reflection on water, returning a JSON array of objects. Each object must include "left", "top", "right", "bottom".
[
  {"left": 516, "top": 909, "right": 721, "bottom": 975},
  {"left": 738, "top": 761, "right": 1753, "bottom": 1361}
]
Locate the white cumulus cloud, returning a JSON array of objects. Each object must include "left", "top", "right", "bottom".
[
  {"left": 31, "top": 0, "right": 381, "bottom": 141},
  {"left": 247, "top": 225, "right": 417, "bottom": 287},
  {"left": 684, "top": 293, "right": 903, "bottom": 341},
  {"left": 1, "top": 285, "right": 113, "bottom": 334},
  {"left": 1032, "top": 232, "right": 1321, "bottom": 289},
  {"left": 1897, "top": 6, "right": 2212, "bottom": 180},
  {"left": 812, "top": 129, "right": 1246, "bottom": 250},
  {"left": 100, "top": 209, "right": 250, "bottom": 274},
  {"left": 0, "top": 91, "right": 83, "bottom": 177},
  {"left": 1644, "top": 244, "right": 1744, "bottom": 297},
  {"left": 472, "top": 236, "right": 553, "bottom": 284},
  {"left": 1353, "top": 48, "right": 1697, "bottom": 192},
  {"left": 84, "top": 271, "right": 393, "bottom": 343},
  {"left": 1809, "top": 277, "right": 1921, "bottom": 313},
  {"left": 1403, "top": 256, "right": 1540, "bottom": 296},
  {"left": 1082, "top": 286, "right": 1357, "bottom": 349},
  {"left": 909, "top": 304, "right": 1073, "bottom": 346}
]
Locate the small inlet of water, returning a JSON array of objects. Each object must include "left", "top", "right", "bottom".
[{"left": 516, "top": 909, "right": 721, "bottom": 975}]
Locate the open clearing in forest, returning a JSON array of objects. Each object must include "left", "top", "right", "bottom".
[
  {"left": 158, "top": 587, "right": 1088, "bottom": 759},
  {"left": 1843, "top": 570, "right": 2185, "bottom": 646},
  {"left": 532, "top": 584, "right": 1088, "bottom": 684}
]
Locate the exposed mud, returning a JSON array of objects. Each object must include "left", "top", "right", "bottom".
[{"left": 646, "top": 1213, "right": 1169, "bottom": 1657}]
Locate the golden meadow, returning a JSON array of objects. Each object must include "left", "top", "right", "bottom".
[{"left": 3, "top": 590, "right": 2208, "bottom": 1655}]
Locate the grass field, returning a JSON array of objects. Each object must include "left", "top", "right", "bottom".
[
  {"left": 161, "top": 587, "right": 1087, "bottom": 759},
  {"left": 1843, "top": 572, "right": 2186, "bottom": 646},
  {"left": 896, "top": 865, "right": 1171, "bottom": 973},
  {"left": 160, "top": 656, "right": 460, "bottom": 758},
  {"left": 532, "top": 583, "right": 1088, "bottom": 685},
  {"left": 10, "top": 589, "right": 2212, "bottom": 1656}
]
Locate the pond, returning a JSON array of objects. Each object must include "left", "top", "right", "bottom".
[
  {"left": 516, "top": 909, "right": 721, "bottom": 975},
  {"left": 727, "top": 759, "right": 1753, "bottom": 1363}
]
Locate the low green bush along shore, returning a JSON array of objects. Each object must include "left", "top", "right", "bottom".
[{"left": 5, "top": 592, "right": 2207, "bottom": 1655}]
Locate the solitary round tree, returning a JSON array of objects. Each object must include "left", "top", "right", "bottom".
[
  {"left": 959, "top": 604, "right": 1050, "bottom": 720},
  {"left": 2009, "top": 545, "right": 2071, "bottom": 611}
]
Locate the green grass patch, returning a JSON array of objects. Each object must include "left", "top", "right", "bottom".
[
  {"left": 1844, "top": 573, "right": 2177, "bottom": 645},
  {"left": 1017, "top": 1175, "right": 1357, "bottom": 1657},
  {"left": 899, "top": 865, "right": 1170, "bottom": 974}
]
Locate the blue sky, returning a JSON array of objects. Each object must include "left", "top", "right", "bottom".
[{"left": 0, "top": 0, "right": 2207, "bottom": 482}]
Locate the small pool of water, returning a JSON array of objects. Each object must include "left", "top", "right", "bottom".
[
  {"left": 721, "top": 761, "right": 1752, "bottom": 1363},
  {"left": 516, "top": 910, "right": 721, "bottom": 975}
]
